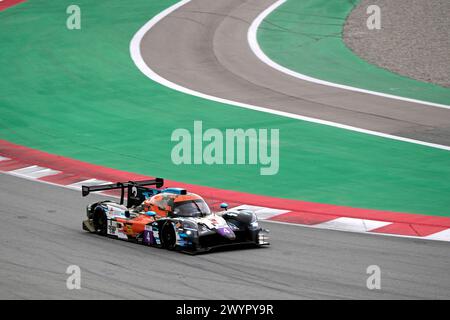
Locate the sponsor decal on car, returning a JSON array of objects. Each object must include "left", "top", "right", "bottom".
[
  {"left": 143, "top": 225, "right": 154, "bottom": 245},
  {"left": 107, "top": 220, "right": 120, "bottom": 236}
]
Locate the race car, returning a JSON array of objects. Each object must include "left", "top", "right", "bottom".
[{"left": 81, "top": 178, "right": 269, "bottom": 253}]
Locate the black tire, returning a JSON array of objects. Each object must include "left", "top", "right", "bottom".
[
  {"left": 93, "top": 206, "right": 107, "bottom": 236},
  {"left": 161, "top": 222, "right": 176, "bottom": 250}
]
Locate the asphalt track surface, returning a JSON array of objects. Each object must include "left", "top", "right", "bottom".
[
  {"left": 1, "top": 173, "right": 450, "bottom": 299},
  {"left": 140, "top": 0, "right": 450, "bottom": 146},
  {"left": 2, "top": 0, "right": 449, "bottom": 301}
]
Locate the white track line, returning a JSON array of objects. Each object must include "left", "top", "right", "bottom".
[
  {"left": 248, "top": 0, "right": 450, "bottom": 110},
  {"left": 129, "top": 0, "right": 450, "bottom": 151}
]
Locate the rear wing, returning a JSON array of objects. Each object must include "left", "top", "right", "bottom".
[{"left": 82, "top": 178, "right": 164, "bottom": 207}]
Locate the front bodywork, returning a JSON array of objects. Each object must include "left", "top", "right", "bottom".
[{"left": 144, "top": 212, "right": 270, "bottom": 253}]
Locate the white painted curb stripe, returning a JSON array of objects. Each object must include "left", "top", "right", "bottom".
[
  {"left": 248, "top": 0, "right": 450, "bottom": 110},
  {"left": 313, "top": 217, "right": 391, "bottom": 233},
  {"left": 9, "top": 165, "right": 61, "bottom": 179},
  {"left": 232, "top": 204, "right": 450, "bottom": 242},
  {"left": 1, "top": 164, "right": 449, "bottom": 243},
  {"left": 68, "top": 179, "right": 112, "bottom": 190},
  {"left": 10, "top": 165, "right": 42, "bottom": 174},
  {"left": 425, "top": 229, "right": 450, "bottom": 241},
  {"left": 231, "top": 204, "right": 290, "bottom": 220},
  {"left": 0, "top": 156, "right": 10, "bottom": 161},
  {"left": 234, "top": 203, "right": 394, "bottom": 233}
]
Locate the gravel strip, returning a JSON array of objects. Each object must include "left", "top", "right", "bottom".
[{"left": 343, "top": 0, "right": 450, "bottom": 88}]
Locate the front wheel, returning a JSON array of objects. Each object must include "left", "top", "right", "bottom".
[{"left": 161, "top": 223, "right": 176, "bottom": 250}]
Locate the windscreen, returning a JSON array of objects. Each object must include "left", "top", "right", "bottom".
[{"left": 173, "top": 199, "right": 211, "bottom": 217}]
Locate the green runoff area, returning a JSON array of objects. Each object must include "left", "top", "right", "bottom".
[
  {"left": 0, "top": 0, "right": 449, "bottom": 217},
  {"left": 258, "top": 0, "right": 450, "bottom": 105}
]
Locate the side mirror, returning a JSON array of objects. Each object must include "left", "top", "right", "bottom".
[
  {"left": 145, "top": 211, "right": 156, "bottom": 217},
  {"left": 220, "top": 203, "right": 228, "bottom": 210}
]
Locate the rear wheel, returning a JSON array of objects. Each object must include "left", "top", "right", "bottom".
[
  {"left": 161, "top": 222, "right": 176, "bottom": 250},
  {"left": 93, "top": 207, "right": 107, "bottom": 235}
]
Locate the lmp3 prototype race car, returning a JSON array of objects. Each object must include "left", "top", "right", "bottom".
[{"left": 81, "top": 179, "right": 269, "bottom": 253}]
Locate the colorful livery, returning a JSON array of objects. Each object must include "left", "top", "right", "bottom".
[{"left": 82, "top": 179, "right": 270, "bottom": 253}]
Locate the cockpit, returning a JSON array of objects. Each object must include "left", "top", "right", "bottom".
[{"left": 172, "top": 199, "right": 211, "bottom": 217}]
